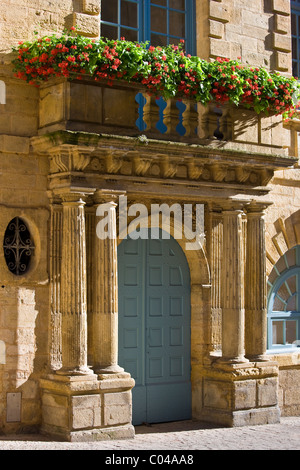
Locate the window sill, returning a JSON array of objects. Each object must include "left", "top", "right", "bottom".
[
  {"left": 267, "top": 349, "right": 300, "bottom": 367},
  {"left": 267, "top": 347, "right": 300, "bottom": 354}
]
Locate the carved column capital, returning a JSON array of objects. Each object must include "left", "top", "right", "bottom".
[
  {"left": 52, "top": 187, "right": 96, "bottom": 204},
  {"left": 221, "top": 198, "right": 248, "bottom": 214},
  {"left": 246, "top": 200, "right": 273, "bottom": 216},
  {"left": 93, "top": 189, "right": 125, "bottom": 205}
]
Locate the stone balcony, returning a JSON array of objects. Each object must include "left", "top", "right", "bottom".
[
  {"left": 33, "top": 76, "right": 298, "bottom": 198},
  {"left": 38, "top": 76, "right": 293, "bottom": 157}
]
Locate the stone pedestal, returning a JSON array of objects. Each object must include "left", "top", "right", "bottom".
[
  {"left": 40, "top": 373, "right": 135, "bottom": 442},
  {"left": 200, "top": 360, "right": 280, "bottom": 427}
]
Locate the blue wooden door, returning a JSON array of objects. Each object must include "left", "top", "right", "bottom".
[{"left": 118, "top": 230, "right": 191, "bottom": 425}]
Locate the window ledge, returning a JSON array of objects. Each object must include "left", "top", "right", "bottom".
[
  {"left": 267, "top": 349, "right": 300, "bottom": 367},
  {"left": 267, "top": 347, "right": 300, "bottom": 354}
]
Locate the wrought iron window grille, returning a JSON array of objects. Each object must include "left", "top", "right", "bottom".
[{"left": 3, "top": 217, "right": 35, "bottom": 275}]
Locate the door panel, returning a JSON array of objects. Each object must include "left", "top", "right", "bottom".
[{"left": 118, "top": 230, "right": 191, "bottom": 425}]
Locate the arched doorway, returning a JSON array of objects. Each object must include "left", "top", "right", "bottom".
[{"left": 118, "top": 229, "right": 191, "bottom": 425}]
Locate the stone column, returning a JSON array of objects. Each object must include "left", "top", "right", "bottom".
[
  {"left": 245, "top": 202, "right": 270, "bottom": 361},
  {"left": 197, "top": 200, "right": 279, "bottom": 427},
  {"left": 49, "top": 196, "right": 63, "bottom": 370},
  {"left": 221, "top": 203, "right": 248, "bottom": 363},
  {"left": 92, "top": 190, "right": 124, "bottom": 374},
  {"left": 208, "top": 204, "right": 223, "bottom": 353},
  {"left": 58, "top": 191, "right": 94, "bottom": 376}
]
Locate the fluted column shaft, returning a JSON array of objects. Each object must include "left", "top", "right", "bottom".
[
  {"left": 208, "top": 205, "right": 223, "bottom": 353},
  {"left": 221, "top": 205, "right": 247, "bottom": 363},
  {"left": 49, "top": 200, "right": 62, "bottom": 370},
  {"left": 93, "top": 190, "right": 123, "bottom": 374},
  {"left": 59, "top": 193, "right": 92, "bottom": 375},
  {"left": 245, "top": 203, "right": 268, "bottom": 361}
]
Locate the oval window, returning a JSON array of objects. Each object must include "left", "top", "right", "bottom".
[{"left": 3, "top": 217, "right": 35, "bottom": 275}]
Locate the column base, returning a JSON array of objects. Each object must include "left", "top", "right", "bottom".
[
  {"left": 198, "top": 360, "right": 280, "bottom": 427},
  {"left": 246, "top": 354, "right": 270, "bottom": 362},
  {"left": 56, "top": 366, "right": 96, "bottom": 376},
  {"left": 94, "top": 364, "right": 124, "bottom": 374},
  {"left": 40, "top": 371, "right": 135, "bottom": 441},
  {"left": 200, "top": 406, "right": 280, "bottom": 428},
  {"left": 217, "top": 355, "right": 249, "bottom": 364}
]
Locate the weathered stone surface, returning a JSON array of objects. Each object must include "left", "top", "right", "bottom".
[
  {"left": 71, "top": 13, "right": 100, "bottom": 37},
  {"left": 71, "top": 395, "right": 101, "bottom": 429},
  {"left": 103, "top": 391, "right": 132, "bottom": 426},
  {"left": 234, "top": 380, "right": 256, "bottom": 410},
  {"left": 82, "top": 0, "right": 100, "bottom": 15},
  {"left": 0, "top": 0, "right": 300, "bottom": 440}
]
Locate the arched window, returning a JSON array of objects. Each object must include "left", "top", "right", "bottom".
[
  {"left": 100, "top": 0, "right": 196, "bottom": 55},
  {"left": 3, "top": 217, "right": 35, "bottom": 276},
  {"left": 267, "top": 245, "right": 300, "bottom": 351}
]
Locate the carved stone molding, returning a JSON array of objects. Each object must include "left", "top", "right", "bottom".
[
  {"left": 31, "top": 132, "right": 296, "bottom": 197},
  {"left": 83, "top": 150, "right": 274, "bottom": 187},
  {"left": 49, "top": 146, "right": 94, "bottom": 174}
]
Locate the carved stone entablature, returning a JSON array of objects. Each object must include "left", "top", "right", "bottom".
[{"left": 31, "top": 131, "right": 297, "bottom": 196}]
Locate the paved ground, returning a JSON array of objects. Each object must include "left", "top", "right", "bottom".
[{"left": 0, "top": 416, "right": 299, "bottom": 451}]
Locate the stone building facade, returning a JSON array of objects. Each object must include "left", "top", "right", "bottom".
[{"left": 0, "top": 0, "right": 300, "bottom": 441}]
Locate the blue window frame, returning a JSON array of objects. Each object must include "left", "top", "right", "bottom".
[
  {"left": 267, "top": 245, "right": 300, "bottom": 351},
  {"left": 291, "top": 1, "right": 300, "bottom": 77},
  {"left": 100, "top": 0, "right": 196, "bottom": 55}
]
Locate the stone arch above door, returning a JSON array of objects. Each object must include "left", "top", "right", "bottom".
[{"left": 117, "top": 211, "right": 211, "bottom": 286}]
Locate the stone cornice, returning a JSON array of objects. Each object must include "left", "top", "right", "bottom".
[
  {"left": 31, "top": 130, "right": 297, "bottom": 169},
  {"left": 31, "top": 131, "right": 296, "bottom": 199}
]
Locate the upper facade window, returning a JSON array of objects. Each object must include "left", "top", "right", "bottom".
[
  {"left": 100, "top": 0, "right": 196, "bottom": 55},
  {"left": 291, "top": 1, "right": 300, "bottom": 77},
  {"left": 267, "top": 245, "right": 300, "bottom": 351}
]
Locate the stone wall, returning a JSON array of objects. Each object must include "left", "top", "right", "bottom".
[
  {"left": 0, "top": 0, "right": 101, "bottom": 52},
  {"left": 0, "top": 147, "right": 49, "bottom": 432},
  {"left": 197, "top": 0, "right": 292, "bottom": 73},
  {"left": 262, "top": 173, "right": 300, "bottom": 416},
  {"left": 0, "top": 5, "right": 50, "bottom": 426}
]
